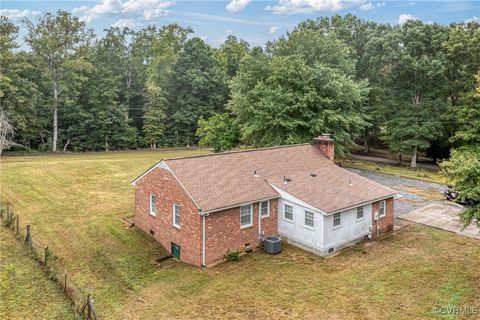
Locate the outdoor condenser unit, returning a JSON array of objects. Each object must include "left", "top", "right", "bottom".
[{"left": 263, "top": 236, "right": 282, "bottom": 254}]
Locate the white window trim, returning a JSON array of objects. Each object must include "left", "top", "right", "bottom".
[
  {"left": 379, "top": 200, "right": 386, "bottom": 218},
  {"left": 259, "top": 200, "right": 270, "bottom": 218},
  {"left": 149, "top": 193, "right": 157, "bottom": 217},
  {"left": 283, "top": 204, "right": 294, "bottom": 222},
  {"left": 304, "top": 210, "right": 315, "bottom": 229},
  {"left": 173, "top": 203, "right": 181, "bottom": 229},
  {"left": 240, "top": 204, "right": 253, "bottom": 229},
  {"left": 356, "top": 206, "right": 365, "bottom": 221},
  {"left": 333, "top": 212, "right": 342, "bottom": 229}
]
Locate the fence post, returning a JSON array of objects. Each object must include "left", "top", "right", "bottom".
[
  {"left": 64, "top": 271, "right": 67, "bottom": 293},
  {"left": 44, "top": 246, "right": 49, "bottom": 266},
  {"left": 16, "top": 215, "right": 19, "bottom": 236},
  {"left": 87, "top": 294, "right": 92, "bottom": 319},
  {"left": 25, "top": 224, "right": 32, "bottom": 248}
]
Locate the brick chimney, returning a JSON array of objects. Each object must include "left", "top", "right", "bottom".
[{"left": 312, "top": 134, "right": 335, "bottom": 161}]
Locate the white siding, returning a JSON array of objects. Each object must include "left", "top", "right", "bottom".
[
  {"left": 273, "top": 185, "right": 374, "bottom": 256},
  {"left": 323, "top": 204, "right": 372, "bottom": 249},
  {"left": 278, "top": 198, "right": 324, "bottom": 249}
]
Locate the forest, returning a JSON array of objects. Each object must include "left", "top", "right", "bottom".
[{"left": 0, "top": 12, "right": 479, "bottom": 167}]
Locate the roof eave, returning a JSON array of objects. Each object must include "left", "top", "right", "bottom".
[{"left": 325, "top": 193, "right": 398, "bottom": 215}]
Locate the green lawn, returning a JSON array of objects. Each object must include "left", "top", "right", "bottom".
[
  {"left": 341, "top": 159, "right": 447, "bottom": 184},
  {"left": 0, "top": 227, "right": 73, "bottom": 319},
  {"left": 0, "top": 150, "right": 478, "bottom": 319}
]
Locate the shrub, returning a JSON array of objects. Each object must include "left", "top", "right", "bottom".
[{"left": 225, "top": 250, "right": 240, "bottom": 262}]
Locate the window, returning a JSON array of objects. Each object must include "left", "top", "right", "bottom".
[
  {"left": 304, "top": 210, "right": 314, "bottom": 228},
  {"left": 379, "top": 200, "right": 386, "bottom": 218},
  {"left": 260, "top": 200, "right": 270, "bottom": 218},
  {"left": 149, "top": 193, "right": 157, "bottom": 216},
  {"left": 173, "top": 204, "right": 181, "bottom": 228},
  {"left": 356, "top": 206, "right": 364, "bottom": 220},
  {"left": 240, "top": 204, "right": 253, "bottom": 228},
  {"left": 284, "top": 204, "right": 293, "bottom": 221},
  {"left": 333, "top": 212, "right": 341, "bottom": 228}
]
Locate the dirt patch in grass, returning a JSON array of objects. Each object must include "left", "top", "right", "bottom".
[
  {"left": 342, "top": 159, "right": 447, "bottom": 184},
  {"left": 1, "top": 151, "right": 478, "bottom": 319},
  {"left": 398, "top": 186, "right": 445, "bottom": 201}
]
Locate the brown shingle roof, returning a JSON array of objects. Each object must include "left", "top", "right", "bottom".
[{"left": 163, "top": 144, "right": 396, "bottom": 213}]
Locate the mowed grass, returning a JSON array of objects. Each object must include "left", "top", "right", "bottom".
[
  {"left": 341, "top": 159, "right": 448, "bottom": 184},
  {"left": 0, "top": 227, "right": 74, "bottom": 319},
  {"left": 1, "top": 150, "right": 479, "bottom": 319}
]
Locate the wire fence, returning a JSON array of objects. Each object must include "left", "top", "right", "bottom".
[{"left": 0, "top": 202, "right": 98, "bottom": 320}]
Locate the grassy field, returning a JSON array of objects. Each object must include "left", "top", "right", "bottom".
[
  {"left": 342, "top": 159, "right": 448, "bottom": 184},
  {"left": 1, "top": 150, "right": 478, "bottom": 319},
  {"left": 0, "top": 227, "right": 73, "bottom": 319}
]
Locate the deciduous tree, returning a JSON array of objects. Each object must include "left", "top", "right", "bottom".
[{"left": 24, "top": 10, "right": 93, "bottom": 151}]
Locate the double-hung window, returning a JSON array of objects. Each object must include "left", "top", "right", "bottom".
[
  {"left": 304, "top": 210, "right": 314, "bottom": 228},
  {"left": 379, "top": 200, "right": 386, "bottom": 218},
  {"left": 284, "top": 204, "right": 293, "bottom": 221},
  {"left": 260, "top": 200, "right": 270, "bottom": 218},
  {"left": 149, "top": 193, "right": 157, "bottom": 216},
  {"left": 333, "top": 212, "right": 341, "bottom": 228},
  {"left": 173, "top": 204, "right": 181, "bottom": 228},
  {"left": 240, "top": 204, "right": 253, "bottom": 228},
  {"left": 356, "top": 206, "right": 364, "bottom": 220}
]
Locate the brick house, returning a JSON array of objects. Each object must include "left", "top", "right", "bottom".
[{"left": 132, "top": 135, "right": 397, "bottom": 266}]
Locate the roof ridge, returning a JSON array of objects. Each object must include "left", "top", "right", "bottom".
[{"left": 164, "top": 143, "right": 312, "bottom": 162}]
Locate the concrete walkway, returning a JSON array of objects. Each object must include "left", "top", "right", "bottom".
[{"left": 400, "top": 203, "right": 480, "bottom": 240}]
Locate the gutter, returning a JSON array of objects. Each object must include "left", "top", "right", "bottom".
[{"left": 200, "top": 196, "right": 279, "bottom": 215}]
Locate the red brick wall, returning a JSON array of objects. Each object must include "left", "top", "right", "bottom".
[
  {"left": 205, "top": 199, "right": 278, "bottom": 265},
  {"left": 134, "top": 167, "right": 202, "bottom": 266},
  {"left": 312, "top": 137, "right": 335, "bottom": 161},
  {"left": 371, "top": 197, "right": 395, "bottom": 238}
]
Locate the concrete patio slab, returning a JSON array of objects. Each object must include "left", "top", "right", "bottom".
[{"left": 400, "top": 203, "right": 480, "bottom": 240}]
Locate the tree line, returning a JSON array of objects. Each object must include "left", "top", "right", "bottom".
[{"left": 0, "top": 12, "right": 479, "bottom": 167}]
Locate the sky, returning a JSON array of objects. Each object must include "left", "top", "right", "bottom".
[{"left": 1, "top": 0, "right": 479, "bottom": 47}]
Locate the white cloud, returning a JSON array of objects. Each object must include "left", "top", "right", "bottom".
[
  {"left": 269, "top": 26, "right": 280, "bottom": 34},
  {"left": 265, "top": 0, "right": 368, "bottom": 14},
  {"left": 226, "top": 0, "right": 252, "bottom": 13},
  {"left": 359, "top": 1, "right": 385, "bottom": 11},
  {"left": 398, "top": 13, "right": 418, "bottom": 25},
  {"left": 122, "top": 0, "right": 173, "bottom": 19},
  {"left": 73, "top": 0, "right": 174, "bottom": 23},
  {"left": 111, "top": 18, "right": 140, "bottom": 28},
  {"left": 226, "top": 29, "right": 233, "bottom": 34},
  {"left": 0, "top": 9, "right": 41, "bottom": 21},
  {"left": 465, "top": 16, "right": 479, "bottom": 23}
]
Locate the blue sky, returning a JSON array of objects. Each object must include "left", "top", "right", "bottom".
[{"left": 1, "top": 0, "right": 479, "bottom": 47}]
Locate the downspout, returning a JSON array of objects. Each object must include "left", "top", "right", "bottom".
[
  {"left": 200, "top": 210, "right": 208, "bottom": 267},
  {"left": 258, "top": 205, "right": 262, "bottom": 240}
]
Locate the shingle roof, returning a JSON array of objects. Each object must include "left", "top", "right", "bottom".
[{"left": 163, "top": 144, "right": 396, "bottom": 213}]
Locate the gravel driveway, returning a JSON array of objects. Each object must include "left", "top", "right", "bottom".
[{"left": 347, "top": 168, "right": 458, "bottom": 216}]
